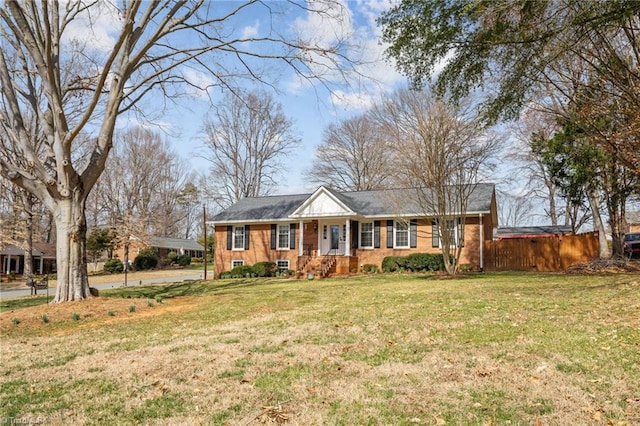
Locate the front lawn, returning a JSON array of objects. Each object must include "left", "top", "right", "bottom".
[{"left": 1, "top": 272, "right": 638, "bottom": 425}]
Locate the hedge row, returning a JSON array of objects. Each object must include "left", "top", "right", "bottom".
[
  {"left": 381, "top": 253, "right": 446, "bottom": 273},
  {"left": 219, "top": 261, "right": 295, "bottom": 279}
]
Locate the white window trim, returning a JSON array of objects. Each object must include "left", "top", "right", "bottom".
[
  {"left": 277, "top": 224, "right": 290, "bottom": 250},
  {"left": 394, "top": 220, "right": 410, "bottom": 249},
  {"left": 438, "top": 219, "right": 462, "bottom": 248},
  {"left": 276, "top": 259, "right": 290, "bottom": 271},
  {"left": 360, "top": 222, "right": 374, "bottom": 249},
  {"left": 232, "top": 226, "right": 245, "bottom": 251},
  {"left": 231, "top": 259, "right": 244, "bottom": 268}
]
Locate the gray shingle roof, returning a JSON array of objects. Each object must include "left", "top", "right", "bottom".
[
  {"left": 497, "top": 226, "right": 573, "bottom": 237},
  {"left": 210, "top": 183, "right": 495, "bottom": 224},
  {"left": 149, "top": 236, "right": 204, "bottom": 251}
]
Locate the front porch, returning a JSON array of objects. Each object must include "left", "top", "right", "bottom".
[
  {"left": 293, "top": 217, "right": 360, "bottom": 278},
  {"left": 297, "top": 250, "right": 359, "bottom": 279}
]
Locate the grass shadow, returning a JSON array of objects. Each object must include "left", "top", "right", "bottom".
[
  {"left": 101, "top": 278, "right": 281, "bottom": 300},
  {"left": 0, "top": 296, "right": 54, "bottom": 312}
]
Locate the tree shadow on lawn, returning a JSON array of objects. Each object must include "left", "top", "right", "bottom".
[{"left": 101, "top": 278, "right": 280, "bottom": 300}]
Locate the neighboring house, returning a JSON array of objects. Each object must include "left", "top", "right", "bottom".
[
  {"left": 627, "top": 211, "right": 640, "bottom": 233},
  {"left": 210, "top": 184, "right": 498, "bottom": 278},
  {"left": 0, "top": 242, "right": 57, "bottom": 276},
  {"left": 496, "top": 226, "right": 574, "bottom": 240},
  {"left": 113, "top": 236, "right": 205, "bottom": 262}
]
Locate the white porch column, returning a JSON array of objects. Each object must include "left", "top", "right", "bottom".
[
  {"left": 345, "top": 219, "right": 350, "bottom": 256},
  {"left": 7, "top": 255, "right": 12, "bottom": 273},
  {"left": 298, "top": 220, "right": 304, "bottom": 256},
  {"left": 39, "top": 257, "right": 44, "bottom": 274},
  {"left": 479, "top": 214, "right": 484, "bottom": 271}
]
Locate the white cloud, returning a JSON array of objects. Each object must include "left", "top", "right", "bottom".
[
  {"left": 285, "top": 0, "right": 404, "bottom": 110},
  {"left": 242, "top": 20, "right": 260, "bottom": 38},
  {"left": 291, "top": 0, "right": 354, "bottom": 47},
  {"left": 330, "top": 90, "right": 375, "bottom": 111},
  {"left": 181, "top": 68, "right": 216, "bottom": 99},
  {"left": 61, "top": 1, "right": 120, "bottom": 53}
]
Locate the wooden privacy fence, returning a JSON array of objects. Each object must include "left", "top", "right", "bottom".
[{"left": 484, "top": 232, "right": 600, "bottom": 272}]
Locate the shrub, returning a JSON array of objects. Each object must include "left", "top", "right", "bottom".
[
  {"left": 175, "top": 254, "right": 191, "bottom": 267},
  {"left": 72, "top": 312, "right": 80, "bottom": 321},
  {"left": 252, "top": 261, "right": 276, "bottom": 277},
  {"left": 218, "top": 271, "right": 231, "bottom": 279},
  {"left": 40, "top": 314, "right": 49, "bottom": 324},
  {"left": 128, "top": 305, "right": 136, "bottom": 313},
  {"left": 425, "top": 254, "right": 446, "bottom": 271},
  {"left": 104, "top": 258, "right": 124, "bottom": 274},
  {"left": 361, "top": 264, "right": 379, "bottom": 274},
  {"left": 382, "top": 253, "right": 446, "bottom": 273},
  {"left": 405, "top": 253, "right": 431, "bottom": 271},
  {"left": 107, "top": 310, "right": 115, "bottom": 316},
  {"left": 229, "top": 265, "right": 255, "bottom": 278},
  {"left": 382, "top": 256, "right": 407, "bottom": 273},
  {"left": 8, "top": 271, "right": 16, "bottom": 281},
  {"left": 133, "top": 249, "right": 158, "bottom": 271},
  {"left": 167, "top": 251, "right": 178, "bottom": 263},
  {"left": 11, "top": 317, "right": 20, "bottom": 325}
]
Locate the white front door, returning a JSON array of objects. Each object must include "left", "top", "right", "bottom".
[{"left": 319, "top": 222, "right": 345, "bottom": 255}]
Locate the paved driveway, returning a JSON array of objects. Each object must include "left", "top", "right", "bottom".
[{"left": 0, "top": 271, "right": 213, "bottom": 300}]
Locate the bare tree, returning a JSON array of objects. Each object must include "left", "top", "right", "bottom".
[
  {"left": 201, "top": 90, "right": 300, "bottom": 207},
  {"left": 89, "top": 127, "right": 192, "bottom": 253},
  {"left": 373, "top": 88, "right": 498, "bottom": 274},
  {"left": 305, "top": 114, "right": 397, "bottom": 191},
  {"left": 0, "top": 1, "right": 361, "bottom": 301},
  {"left": 497, "top": 191, "right": 534, "bottom": 228},
  {"left": 176, "top": 182, "right": 200, "bottom": 240}
]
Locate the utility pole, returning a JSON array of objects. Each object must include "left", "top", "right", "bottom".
[{"left": 203, "top": 204, "right": 207, "bottom": 280}]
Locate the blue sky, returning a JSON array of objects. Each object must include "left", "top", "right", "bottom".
[{"left": 68, "top": 1, "right": 406, "bottom": 195}]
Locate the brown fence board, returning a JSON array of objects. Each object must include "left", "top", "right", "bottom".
[{"left": 484, "top": 232, "right": 599, "bottom": 272}]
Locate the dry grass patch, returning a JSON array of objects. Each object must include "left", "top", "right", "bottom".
[{"left": 1, "top": 273, "right": 639, "bottom": 425}]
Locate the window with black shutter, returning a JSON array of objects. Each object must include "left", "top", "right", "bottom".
[
  {"left": 386, "top": 220, "right": 394, "bottom": 248},
  {"left": 244, "top": 225, "right": 250, "bottom": 250}
]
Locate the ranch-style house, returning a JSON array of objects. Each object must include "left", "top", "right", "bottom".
[{"left": 210, "top": 184, "right": 498, "bottom": 278}]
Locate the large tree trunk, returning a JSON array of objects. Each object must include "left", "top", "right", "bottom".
[
  {"left": 53, "top": 197, "right": 90, "bottom": 302},
  {"left": 587, "top": 191, "right": 610, "bottom": 258},
  {"left": 23, "top": 196, "right": 34, "bottom": 278}
]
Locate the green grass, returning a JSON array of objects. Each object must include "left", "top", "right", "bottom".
[
  {"left": 0, "top": 296, "right": 53, "bottom": 312},
  {"left": 1, "top": 272, "right": 639, "bottom": 425}
]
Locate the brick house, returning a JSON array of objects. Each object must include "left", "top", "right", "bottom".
[
  {"left": 0, "top": 242, "right": 57, "bottom": 276},
  {"left": 210, "top": 184, "right": 498, "bottom": 277},
  {"left": 627, "top": 211, "right": 640, "bottom": 233},
  {"left": 113, "top": 236, "right": 204, "bottom": 264}
]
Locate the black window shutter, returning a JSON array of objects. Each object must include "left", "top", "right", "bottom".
[
  {"left": 374, "top": 221, "right": 380, "bottom": 248},
  {"left": 290, "top": 223, "right": 296, "bottom": 249},
  {"left": 410, "top": 219, "right": 417, "bottom": 248},
  {"left": 387, "top": 220, "right": 394, "bottom": 248},
  {"left": 432, "top": 220, "right": 439, "bottom": 247},
  {"left": 244, "top": 225, "right": 250, "bottom": 250},
  {"left": 351, "top": 221, "right": 359, "bottom": 249},
  {"left": 227, "top": 225, "right": 233, "bottom": 250},
  {"left": 270, "top": 224, "right": 277, "bottom": 250}
]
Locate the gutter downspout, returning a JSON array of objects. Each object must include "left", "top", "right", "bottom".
[{"left": 479, "top": 213, "right": 484, "bottom": 272}]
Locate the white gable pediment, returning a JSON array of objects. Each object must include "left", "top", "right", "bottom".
[{"left": 290, "top": 186, "right": 355, "bottom": 218}]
